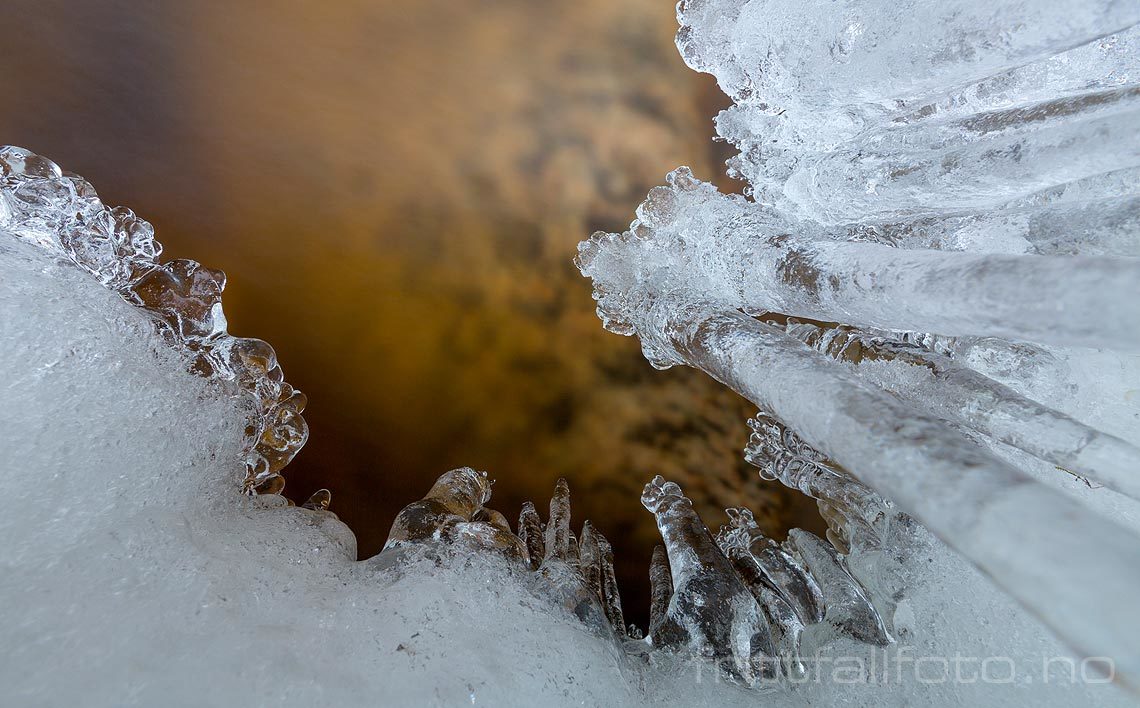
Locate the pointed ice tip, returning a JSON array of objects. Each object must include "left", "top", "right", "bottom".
[
  {"left": 725, "top": 507, "right": 756, "bottom": 528},
  {"left": 551, "top": 478, "right": 571, "bottom": 503},
  {"left": 641, "top": 475, "right": 683, "bottom": 512},
  {"left": 574, "top": 239, "right": 603, "bottom": 275},
  {"left": 253, "top": 473, "right": 285, "bottom": 496},
  {"left": 302, "top": 488, "right": 332, "bottom": 511},
  {"left": 665, "top": 165, "right": 699, "bottom": 190}
]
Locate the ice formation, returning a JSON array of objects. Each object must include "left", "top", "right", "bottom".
[
  {"left": 578, "top": 0, "right": 1140, "bottom": 697},
  {"left": 4, "top": 0, "right": 1140, "bottom": 705},
  {"left": 0, "top": 145, "right": 307, "bottom": 495}
]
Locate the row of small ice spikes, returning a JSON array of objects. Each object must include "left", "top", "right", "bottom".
[
  {"left": 381, "top": 469, "right": 632, "bottom": 640},
  {"left": 381, "top": 466, "right": 895, "bottom": 687},
  {"left": 0, "top": 146, "right": 308, "bottom": 495}
]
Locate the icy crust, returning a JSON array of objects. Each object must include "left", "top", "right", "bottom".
[
  {"left": 0, "top": 146, "right": 306, "bottom": 493},
  {"left": 2, "top": 239, "right": 1132, "bottom": 706}
]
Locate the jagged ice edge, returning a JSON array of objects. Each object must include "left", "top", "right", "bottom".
[{"left": 0, "top": 146, "right": 307, "bottom": 494}]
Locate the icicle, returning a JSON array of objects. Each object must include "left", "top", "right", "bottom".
[
  {"left": 578, "top": 521, "right": 603, "bottom": 603},
  {"left": 641, "top": 476, "right": 774, "bottom": 685},
  {"left": 595, "top": 530, "right": 627, "bottom": 638},
  {"left": 543, "top": 477, "right": 573, "bottom": 565},
  {"left": 845, "top": 194, "right": 1140, "bottom": 257},
  {"left": 518, "top": 501, "right": 545, "bottom": 571},
  {"left": 530, "top": 479, "right": 613, "bottom": 637},
  {"left": 783, "top": 103, "right": 1140, "bottom": 222},
  {"left": 724, "top": 544, "right": 807, "bottom": 679},
  {"left": 745, "top": 413, "right": 890, "bottom": 550},
  {"left": 648, "top": 544, "right": 672, "bottom": 646},
  {"left": 676, "top": 0, "right": 1140, "bottom": 112},
  {"left": 638, "top": 303, "right": 1140, "bottom": 684},
  {"left": 576, "top": 178, "right": 1140, "bottom": 352},
  {"left": 783, "top": 321, "right": 1140, "bottom": 500},
  {"left": 786, "top": 530, "right": 891, "bottom": 646},
  {"left": 719, "top": 508, "right": 824, "bottom": 627}
]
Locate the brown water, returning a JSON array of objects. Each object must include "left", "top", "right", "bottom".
[{"left": 0, "top": 0, "right": 823, "bottom": 625}]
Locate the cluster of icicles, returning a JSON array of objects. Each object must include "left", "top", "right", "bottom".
[
  {"left": 0, "top": 146, "right": 307, "bottom": 495},
  {"left": 577, "top": 0, "right": 1140, "bottom": 689},
  {"left": 380, "top": 432, "right": 906, "bottom": 687}
]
